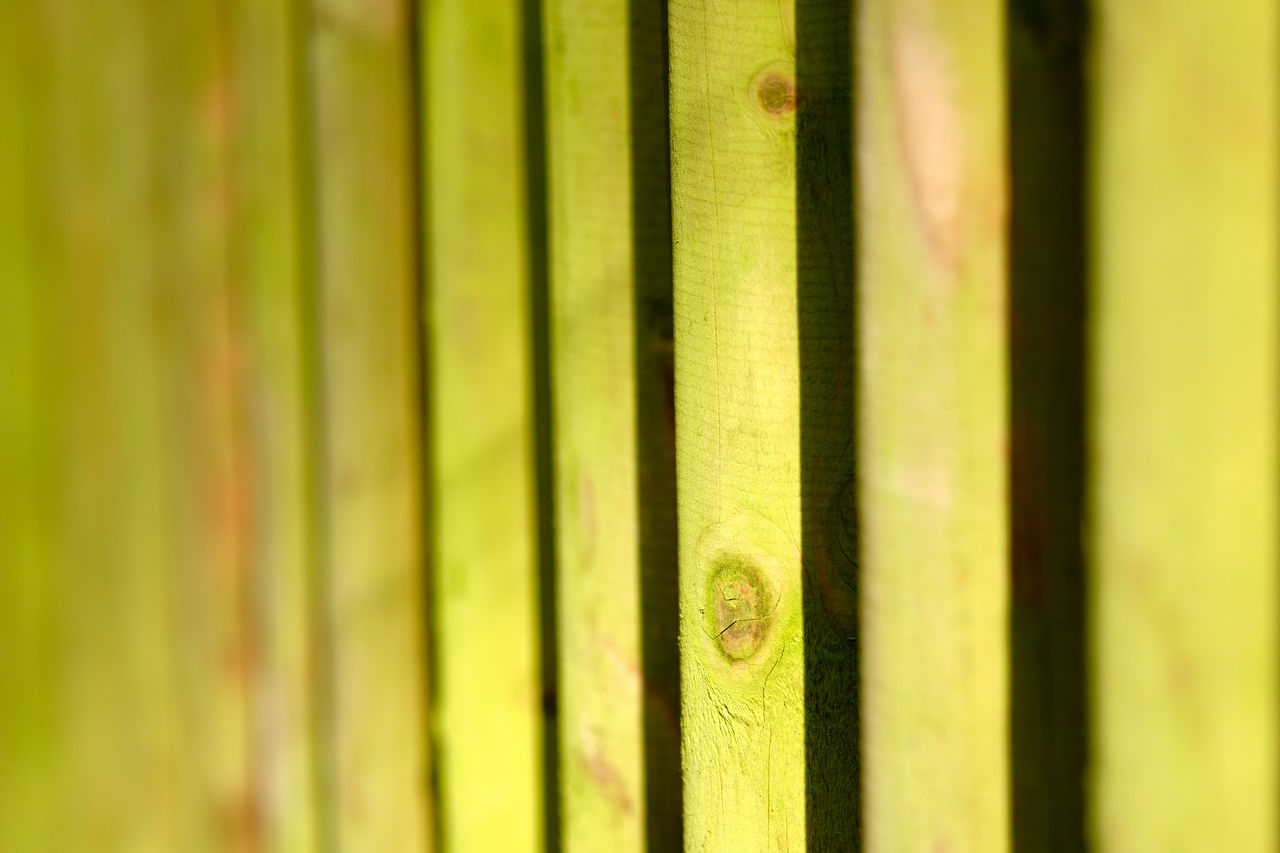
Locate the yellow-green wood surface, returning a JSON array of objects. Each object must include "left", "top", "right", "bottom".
[
  {"left": 27, "top": 2, "right": 194, "bottom": 848},
  {"left": 150, "top": 1, "right": 257, "bottom": 846},
  {"left": 858, "top": 1, "right": 1008, "bottom": 850},
  {"left": 423, "top": 0, "right": 543, "bottom": 847},
  {"left": 542, "top": 0, "right": 645, "bottom": 846},
  {"left": 0, "top": 9, "right": 53, "bottom": 849},
  {"left": 229, "top": 0, "right": 321, "bottom": 847},
  {"left": 669, "top": 0, "right": 807, "bottom": 848},
  {"left": 309, "top": 0, "right": 432, "bottom": 846},
  {"left": 1091, "top": 0, "right": 1279, "bottom": 849}
]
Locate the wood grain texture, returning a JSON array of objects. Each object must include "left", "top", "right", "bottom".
[
  {"left": 229, "top": 0, "right": 322, "bottom": 847},
  {"left": 308, "top": 0, "right": 432, "bottom": 846},
  {"left": 857, "top": 0, "right": 1008, "bottom": 850},
  {"left": 669, "top": 0, "right": 807, "bottom": 848},
  {"left": 542, "top": 0, "right": 646, "bottom": 847},
  {"left": 1091, "top": 0, "right": 1279, "bottom": 848},
  {"left": 424, "top": 0, "right": 543, "bottom": 847}
]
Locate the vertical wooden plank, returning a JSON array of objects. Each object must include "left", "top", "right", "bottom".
[
  {"left": 0, "top": 11, "right": 55, "bottom": 849},
  {"left": 857, "top": 0, "right": 1008, "bottom": 850},
  {"left": 422, "top": 0, "right": 542, "bottom": 848},
  {"left": 148, "top": 1, "right": 258, "bottom": 847},
  {"left": 307, "top": 0, "right": 432, "bottom": 846},
  {"left": 541, "top": 0, "right": 647, "bottom": 847},
  {"left": 31, "top": 0, "right": 196, "bottom": 848},
  {"left": 669, "top": 0, "right": 807, "bottom": 848},
  {"left": 1091, "top": 0, "right": 1279, "bottom": 849},
  {"left": 228, "top": 0, "right": 321, "bottom": 848}
]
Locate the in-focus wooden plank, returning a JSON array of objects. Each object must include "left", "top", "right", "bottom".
[
  {"left": 308, "top": 0, "right": 432, "bottom": 847},
  {"left": 228, "top": 0, "right": 321, "bottom": 848},
  {"left": 147, "top": 1, "right": 257, "bottom": 847},
  {"left": 857, "top": 0, "right": 1008, "bottom": 850},
  {"left": 423, "top": 0, "right": 542, "bottom": 848},
  {"left": 1091, "top": 0, "right": 1278, "bottom": 849},
  {"left": 542, "top": 0, "right": 648, "bottom": 847},
  {"left": 668, "top": 0, "right": 807, "bottom": 847}
]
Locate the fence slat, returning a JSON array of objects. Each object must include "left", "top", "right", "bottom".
[
  {"left": 668, "top": 0, "right": 807, "bottom": 846},
  {"left": 308, "top": 0, "right": 432, "bottom": 846},
  {"left": 542, "top": 0, "right": 647, "bottom": 847},
  {"left": 228, "top": 0, "right": 321, "bottom": 847},
  {"left": 423, "top": 0, "right": 543, "bottom": 847},
  {"left": 23, "top": 1, "right": 201, "bottom": 847},
  {"left": 857, "top": 1, "right": 1008, "bottom": 850},
  {"left": 1091, "top": 1, "right": 1279, "bottom": 848},
  {"left": 149, "top": 2, "right": 258, "bottom": 847},
  {"left": 0, "top": 13, "right": 54, "bottom": 849}
]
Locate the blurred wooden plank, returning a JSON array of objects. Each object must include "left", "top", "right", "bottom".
[
  {"left": 422, "top": 0, "right": 542, "bottom": 848},
  {"left": 307, "top": 0, "right": 432, "bottom": 847},
  {"left": 227, "top": 0, "right": 322, "bottom": 848},
  {"left": 541, "top": 0, "right": 638, "bottom": 848},
  {"left": 857, "top": 1, "right": 1008, "bottom": 850},
  {"left": 1091, "top": 0, "right": 1279, "bottom": 848},
  {"left": 668, "top": 0, "right": 807, "bottom": 846},
  {"left": 0, "top": 10, "right": 56, "bottom": 849},
  {"left": 147, "top": 0, "right": 257, "bottom": 847},
  {"left": 23, "top": 0, "right": 194, "bottom": 848}
]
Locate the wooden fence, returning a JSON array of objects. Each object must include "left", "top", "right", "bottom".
[{"left": 1, "top": 0, "right": 1276, "bottom": 850}]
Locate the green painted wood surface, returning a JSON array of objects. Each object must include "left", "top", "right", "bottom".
[
  {"left": 229, "top": 0, "right": 322, "bottom": 847},
  {"left": 149, "top": 2, "right": 258, "bottom": 847},
  {"left": 423, "top": 0, "right": 543, "bottom": 847},
  {"left": 4, "top": 3, "right": 267, "bottom": 847},
  {"left": 857, "top": 1, "right": 1008, "bottom": 850},
  {"left": 668, "top": 0, "right": 808, "bottom": 848},
  {"left": 1091, "top": 1, "right": 1279, "bottom": 849},
  {"left": 308, "top": 0, "right": 432, "bottom": 846},
  {"left": 28, "top": 2, "right": 197, "bottom": 848},
  {"left": 0, "top": 11, "right": 54, "bottom": 849},
  {"left": 542, "top": 0, "right": 646, "bottom": 846}
]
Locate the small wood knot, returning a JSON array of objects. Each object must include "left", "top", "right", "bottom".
[
  {"left": 751, "top": 67, "right": 796, "bottom": 118},
  {"left": 706, "top": 556, "right": 774, "bottom": 661}
]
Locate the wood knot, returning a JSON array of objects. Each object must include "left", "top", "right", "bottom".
[
  {"left": 706, "top": 556, "right": 775, "bottom": 660},
  {"left": 750, "top": 64, "right": 796, "bottom": 120}
]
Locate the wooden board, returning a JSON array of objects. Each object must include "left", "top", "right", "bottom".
[
  {"left": 1091, "top": 0, "right": 1279, "bottom": 848},
  {"left": 857, "top": 0, "right": 1008, "bottom": 850},
  {"left": 668, "top": 0, "right": 807, "bottom": 847},
  {"left": 308, "top": 0, "right": 432, "bottom": 846},
  {"left": 31, "top": 2, "right": 193, "bottom": 848},
  {"left": 423, "top": 0, "right": 543, "bottom": 847},
  {"left": 542, "top": 0, "right": 646, "bottom": 847},
  {"left": 148, "top": 1, "right": 257, "bottom": 846},
  {"left": 228, "top": 0, "right": 322, "bottom": 847},
  {"left": 0, "top": 9, "right": 55, "bottom": 848}
]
